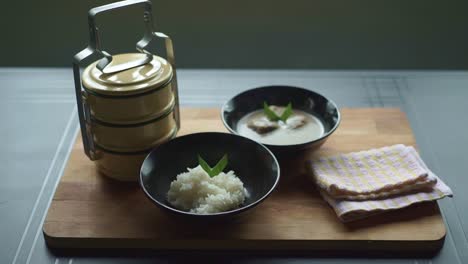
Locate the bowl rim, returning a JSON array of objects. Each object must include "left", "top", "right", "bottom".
[
  {"left": 139, "top": 131, "right": 281, "bottom": 217},
  {"left": 220, "top": 85, "right": 341, "bottom": 148}
]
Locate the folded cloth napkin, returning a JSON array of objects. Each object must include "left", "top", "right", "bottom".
[
  {"left": 310, "top": 145, "right": 453, "bottom": 222},
  {"left": 320, "top": 172, "right": 452, "bottom": 222},
  {"left": 311, "top": 144, "right": 437, "bottom": 200}
]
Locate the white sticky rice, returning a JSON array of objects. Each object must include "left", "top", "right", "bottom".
[{"left": 167, "top": 166, "right": 249, "bottom": 214}]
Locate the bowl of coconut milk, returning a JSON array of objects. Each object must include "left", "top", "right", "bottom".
[{"left": 221, "top": 85, "right": 340, "bottom": 153}]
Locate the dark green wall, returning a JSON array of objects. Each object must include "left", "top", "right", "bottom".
[{"left": 2, "top": 0, "right": 467, "bottom": 69}]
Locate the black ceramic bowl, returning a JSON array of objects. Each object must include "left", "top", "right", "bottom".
[
  {"left": 139, "top": 132, "right": 280, "bottom": 220},
  {"left": 221, "top": 85, "right": 340, "bottom": 153}
]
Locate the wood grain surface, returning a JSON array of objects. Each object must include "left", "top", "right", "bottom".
[{"left": 42, "top": 108, "right": 446, "bottom": 253}]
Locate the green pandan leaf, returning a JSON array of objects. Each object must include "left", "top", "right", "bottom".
[
  {"left": 263, "top": 101, "right": 293, "bottom": 122},
  {"left": 263, "top": 101, "right": 280, "bottom": 121},
  {"left": 210, "top": 154, "right": 228, "bottom": 177},
  {"left": 279, "top": 102, "right": 293, "bottom": 122},
  {"left": 198, "top": 154, "right": 228, "bottom": 177},
  {"left": 198, "top": 155, "right": 213, "bottom": 176}
]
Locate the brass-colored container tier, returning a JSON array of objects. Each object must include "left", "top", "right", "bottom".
[
  {"left": 82, "top": 53, "right": 174, "bottom": 124},
  {"left": 84, "top": 83, "right": 174, "bottom": 124},
  {"left": 94, "top": 127, "right": 177, "bottom": 181},
  {"left": 95, "top": 150, "right": 149, "bottom": 181},
  {"left": 91, "top": 99, "right": 177, "bottom": 152}
]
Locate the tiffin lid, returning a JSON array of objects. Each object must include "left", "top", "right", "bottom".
[{"left": 82, "top": 53, "right": 173, "bottom": 96}]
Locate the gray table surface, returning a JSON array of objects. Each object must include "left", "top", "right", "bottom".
[{"left": 1, "top": 68, "right": 467, "bottom": 264}]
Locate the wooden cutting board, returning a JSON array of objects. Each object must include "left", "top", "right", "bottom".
[{"left": 43, "top": 108, "right": 446, "bottom": 253}]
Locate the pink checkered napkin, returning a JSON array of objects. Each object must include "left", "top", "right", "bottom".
[
  {"left": 310, "top": 145, "right": 453, "bottom": 222},
  {"left": 320, "top": 171, "right": 452, "bottom": 222},
  {"left": 311, "top": 145, "right": 437, "bottom": 200}
]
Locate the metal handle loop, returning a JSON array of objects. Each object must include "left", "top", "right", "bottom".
[
  {"left": 154, "top": 32, "right": 180, "bottom": 130},
  {"left": 88, "top": 0, "right": 156, "bottom": 74}
]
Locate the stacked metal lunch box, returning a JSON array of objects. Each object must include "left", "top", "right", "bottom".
[{"left": 72, "top": 0, "right": 180, "bottom": 181}]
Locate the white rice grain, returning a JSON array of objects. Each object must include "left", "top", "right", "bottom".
[{"left": 167, "top": 166, "right": 249, "bottom": 214}]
